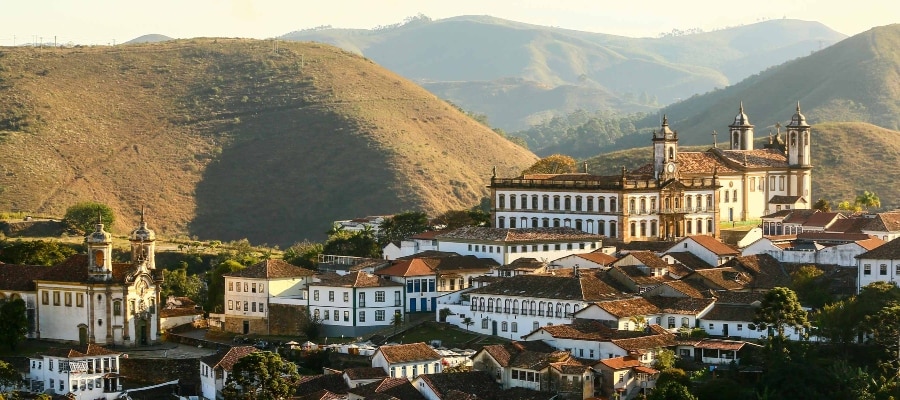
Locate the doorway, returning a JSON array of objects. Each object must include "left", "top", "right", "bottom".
[
  {"left": 243, "top": 320, "right": 250, "bottom": 335},
  {"left": 491, "top": 320, "right": 498, "bottom": 336},
  {"left": 137, "top": 319, "right": 148, "bottom": 345},
  {"left": 78, "top": 326, "right": 88, "bottom": 346}
]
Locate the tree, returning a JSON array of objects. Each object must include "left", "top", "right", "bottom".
[
  {"left": 391, "top": 312, "right": 404, "bottom": 335},
  {"left": 439, "top": 308, "right": 452, "bottom": 322},
  {"left": 654, "top": 349, "right": 677, "bottom": 370},
  {"left": 812, "top": 198, "right": 832, "bottom": 212},
  {"left": 790, "top": 265, "right": 831, "bottom": 308},
  {"left": 628, "top": 315, "right": 647, "bottom": 331},
  {"left": 0, "top": 239, "right": 77, "bottom": 265},
  {"left": 837, "top": 201, "right": 862, "bottom": 212},
  {"left": 206, "top": 260, "right": 244, "bottom": 313},
  {"left": 0, "top": 298, "right": 28, "bottom": 351},
  {"left": 63, "top": 201, "right": 115, "bottom": 234},
  {"left": 856, "top": 190, "right": 881, "bottom": 211},
  {"left": 462, "top": 317, "right": 474, "bottom": 332},
  {"left": 648, "top": 381, "right": 697, "bottom": 400},
  {"left": 302, "top": 314, "right": 322, "bottom": 340},
  {"left": 865, "top": 304, "right": 900, "bottom": 376},
  {"left": 521, "top": 154, "right": 577, "bottom": 175},
  {"left": 754, "top": 287, "right": 809, "bottom": 339},
  {"left": 282, "top": 240, "right": 323, "bottom": 269},
  {"left": 0, "top": 359, "right": 22, "bottom": 389},
  {"left": 222, "top": 351, "right": 299, "bottom": 400},
  {"left": 814, "top": 299, "right": 857, "bottom": 348},
  {"left": 655, "top": 367, "right": 689, "bottom": 388},
  {"left": 379, "top": 211, "right": 430, "bottom": 245},
  {"left": 160, "top": 264, "right": 203, "bottom": 304},
  {"left": 323, "top": 229, "right": 380, "bottom": 258}
]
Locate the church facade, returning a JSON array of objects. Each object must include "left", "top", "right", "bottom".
[
  {"left": 0, "top": 213, "right": 163, "bottom": 347},
  {"left": 490, "top": 104, "right": 812, "bottom": 243}
]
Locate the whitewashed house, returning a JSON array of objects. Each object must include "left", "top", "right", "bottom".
[
  {"left": 199, "top": 346, "right": 258, "bottom": 400},
  {"left": 594, "top": 356, "right": 658, "bottom": 400},
  {"left": 742, "top": 234, "right": 884, "bottom": 267},
  {"left": 857, "top": 237, "right": 900, "bottom": 292},
  {"left": 443, "top": 273, "right": 628, "bottom": 338},
  {"left": 551, "top": 251, "right": 617, "bottom": 270},
  {"left": 221, "top": 259, "right": 315, "bottom": 335},
  {"left": 28, "top": 344, "right": 123, "bottom": 399},
  {"left": 372, "top": 343, "right": 443, "bottom": 380},
  {"left": 308, "top": 271, "right": 405, "bottom": 337},
  {"left": 663, "top": 235, "right": 739, "bottom": 267},
  {"left": 376, "top": 255, "right": 496, "bottom": 313},
  {"left": 383, "top": 231, "right": 444, "bottom": 260},
  {"left": 861, "top": 212, "right": 900, "bottom": 241},
  {"left": 435, "top": 226, "right": 603, "bottom": 265}
]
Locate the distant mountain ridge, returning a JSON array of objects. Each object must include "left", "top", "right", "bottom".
[
  {"left": 0, "top": 39, "right": 536, "bottom": 245},
  {"left": 124, "top": 34, "right": 173, "bottom": 44},
  {"left": 282, "top": 16, "right": 846, "bottom": 130}
]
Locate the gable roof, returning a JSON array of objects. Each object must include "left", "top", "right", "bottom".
[
  {"left": 376, "top": 342, "right": 441, "bottom": 364},
  {"left": 722, "top": 254, "right": 791, "bottom": 290},
  {"left": 476, "top": 341, "right": 559, "bottom": 370},
  {"left": 349, "top": 377, "right": 424, "bottom": 400},
  {"left": 296, "top": 374, "right": 350, "bottom": 396},
  {"left": 665, "top": 252, "right": 714, "bottom": 271},
  {"left": 610, "top": 325, "right": 676, "bottom": 352},
  {"left": 701, "top": 303, "right": 758, "bottom": 322},
  {"left": 858, "top": 236, "right": 900, "bottom": 260},
  {"left": 713, "top": 148, "right": 789, "bottom": 169},
  {"left": 223, "top": 259, "right": 315, "bottom": 279},
  {"left": 653, "top": 280, "right": 711, "bottom": 298},
  {"left": 645, "top": 296, "right": 715, "bottom": 315},
  {"left": 466, "top": 273, "right": 627, "bottom": 301},
  {"left": 0, "top": 263, "right": 48, "bottom": 291},
  {"left": 314, "top": 271, "right": 403, "bottom": 288},
  {"left": 595, "top": 297, "right": 661, "bottom": 318},
  {"left": 199, "top": 346, "right": 258, "bottom": 371},
  {"left": 769, "top": 195, "right": 805, "bottom": 204},
  {"left": 343, "top": 367, "right": 389, "bottom": 380},
  {"left": 685, "top": 267, "right": 751, "bottom": 291},
  {"left": 34, "top": 254, "right": 143, "bottom": 285},
  {"left": 803, "top": 212, "right": 843, "bottom": 228},
  {"left": 620, "top": 251, "right": 670, "bottom": 270},
  {"left": 575, "top": 252, "right": 617, "bottom": 266},
  {"left": 415, "top": 371, "right": 499, "bottom": 400},
  {"left": 376, "top": 259, "right": 435, "bottom": 277},
  {"left": 596, "top": 355, "right": 642, "bottom": 370},
  {"left": 683, "top": 236, "right": 739, "bottom": 256},
  {"left": 863, "top": 212, "right": 900, "bottom": 232}
]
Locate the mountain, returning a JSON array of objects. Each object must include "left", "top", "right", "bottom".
[
  {"left": 584, "top": 122, "right": 900, "bottom": 209},
  {"left": 0, "top": 39, "right": 537, "bottom": 246},
  {"left": 282, "top": 16, "right": 846, "bottom": 130},
  {"left": 650, "top": 24, "right": 900, "bottom": 146},
  {"left": 124, "top": 34, "right": 173, "bottom": 44}
]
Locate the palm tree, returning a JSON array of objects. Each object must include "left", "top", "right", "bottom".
[
  {"left": 462, "top": 317, "right": 474, "bottom": 332},
  {"left": 856, "top": 191, "right": 881, "bottom": 211},
  {"left": 391, "top": 312, "right": 404, "bottom": 335},
  {"left": 629, "top": 315, "right": 647, "bottom": 331}
]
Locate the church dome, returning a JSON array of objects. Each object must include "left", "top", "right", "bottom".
[
  {"left": 788, "top": 101, "right": 809, "bottom": 127},
  {"left": 654, "top": 115, "right": 676, "bottom": 139},
  {"left": 86, "top": 223, "right": 112, "bottom": 243},
  {"left": 731, "top": 103, "right": 752, "bottom": 127}
]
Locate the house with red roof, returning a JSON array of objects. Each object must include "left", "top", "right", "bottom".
[
  {"left": 372, "top": 342, "right": 443, "bottom": 380},
  {"left": 663, "top": 235, "right": 739, "bottom": 267},
  {"left": 594, "top": 355, "right": 658, "bottom": 400},
  {"left": 28, "top": 344, "right": 123, "bottom": 399},
  {"left": 551, "top": 251, "right": 618, "bottom": 270},
  {"left": 220, "top": 259, "right": 315, "bottom": 335},
  {"left": 375, "top": 254, "right": 496, "bottom": 313},
  {"left": 308, "top": 271, "right": 405, "bottom": 337},
  {"left": 199, "top": 346, "right": 259, "bottom": 400}
]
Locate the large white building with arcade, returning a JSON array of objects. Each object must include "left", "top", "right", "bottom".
[{"left": 490, "top": 104, "right": 813, "bottom": 243}]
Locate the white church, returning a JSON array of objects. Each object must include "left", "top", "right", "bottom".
[
  {"left": 490, "top": 103, "right": 813, "bottom": 243},
  {"left": 0, "top": 211, "right": 162, "bottom": 347}
]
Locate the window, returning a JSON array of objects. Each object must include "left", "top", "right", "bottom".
[
  {"left": 498, "top": 195, "right": 505, "bottom": 209},
  {"left": 534, "top": 321, "right": 540, "bottom": 331},
  {"left": 554, "top": 196, "right": 560, "bottom": 209},
  {"left": 779, "top": 176, "right": 785, "bottom": 191},
  {"left": 113, "top": 301, "right": 121, "bottom": 316},
  {"left": 236, "top": 282, "right": 241, "bottom": 292},
  {"left": 511, "top": 322, "right": 518, "bottom": 332},
  {"left": 510, "top": 195, "right": 517, "bottom": 210},
  {"left": 329, "top": 291, "right": 335, "bottom": 302},
  {"left": 324, "top": 310, "right": 330, "bottom": 320},
  {"left": 313, "top": 309, "right": 320, "bottom": 320},
  {"left": 543, "top": 195, "right": 550, "bottom": 210},
  {"left": 244, "top": 283, "right": 248, "bottom": 292},
  {"left": 502, "top": 321, "right": 508, "bottom": 332},
  {"left": 251, "top": 283, "right": 257, "bottom": 293},
  {"left": 228, "top": 300, "right": 233, "bottom": 310},
  {"left": 737, "top": 324, "right": 743, "bottom": 331},
  {"left": 376, "top": 310, "right": 385, "bottom": 321},
  {"left": 252, "top": 302, "right": 256, "bottom": 312},
  {"left": 532, "top": 195, "right": 538, "bottom": 210},
  {"left": 497, "top": 217, "right": 505, "bottom": 229},
  {"left": 260, "top": 284, "right": 264, "bottom": 293},
  {"left": 343, "top": 292, "right": 349, "bottom": 302},
  {"left": 42, "top": 291, "right": 49, "bottom": 305},
  {"left": 53, "top": 291, "right": 60, "bottom": 306},
  {"left": 482, "top": 319, "right": 489, "bottom": 329},
  {"left": 344, "top": 311, "right": 350, "bottom": 321},
  {"left": 314, "top": 290, "right": 320, "bottom": 301},
  {"left": 881, "top": 264, "right": 888, "bottom": 275},
  {"left": 395, "top": 291, "right": 401, "bottom": 306},
  {"left": 259, "top": 303, "right": 264, "bottom": 313},
  {"left": 359, "top": 292, "right": 366, "bottom": 307},
  {"left": 668, "top": 317, "right": 676, "bottom": 329},
  {"left": 864, "top": 264, "right": 871, "bottom": 275},
  {"left": 76, "top": 293, "right": 84, "bottom": 307},
  {"left": 709, "top": 323, "right": 714, "bottom": 330},
  {"left": 65, "top": 292, "right": 72, "bottom": 306},
  {"left": 243, "top": 301, "right": 248, "bottom": 311},
  {"left": 770, "top": 176, "right": 776, "bottom": 190},
  {"left": 359, "top": 311, "right": 365, "bottom": 322},
  {"left": 228, "top": 282, "right": 233, "bottom": 291},
  {"left": 376, "top": 291, "right": 385, "bottom": 302}
]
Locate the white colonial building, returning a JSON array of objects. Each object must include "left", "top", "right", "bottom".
[
  {"left": 435, "top": 226, "right": 603, "bottom": 265},
  {"left": 28, "top": 344, "right": 123, "bottom": 399},
  {"left": 18, "top": 213, "right": 163, "bottom": 347},
  {"left": 856, "top": 237, "right": 900, "bottom": 292},
  {"left": 307, "top": 271, "right": 405, "bottom": 337},
  {"left": 372, "top": 342, "right": 443, "bottom": 380},
  {"left": 490, "top": 104, "right": 813, "bottom": 242},
  {"left": 200, "top": 346, "right": 258, "bottom": 400},
  {"left": 376, "top": 255, "right": 496, "bottom": 313},
  {"left": 221, "top": 259, "right": 315, "bottom": 335}
]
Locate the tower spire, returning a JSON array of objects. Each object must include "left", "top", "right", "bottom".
[
  {"left": 796, "top": 101, "right": 801, "bottom": 113},
  {"left": 140, "top": 205, "right": 145, "bottom": 224}
]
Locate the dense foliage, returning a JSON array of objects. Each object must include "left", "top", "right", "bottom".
[
  {"left": 0, "top": 239, "right": 77, "bottom": 265},
  {"left": 63, "top": 202, "right": 115, "bottom": 234},
  {"left": 205, "top": 260, "right": 245, "bottom": 313},
  {"left": 378, "top": 211, "right": 430, "bottom": 246},
  {"left": 0, "top": 299, "right": 28, "bottom": 351},
  {"left": 222, "top": 351, "right": 300, "bottom": 400},
  {"left": 160, "top": 263, "right": 204, "bottom": 305},
  {"left": 510, "top": 110, "right": 650, "bottom": 158}
]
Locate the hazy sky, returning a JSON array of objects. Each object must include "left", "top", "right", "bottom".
[{"left": 1, "top": 0, "right": 895, "bottom": 46}]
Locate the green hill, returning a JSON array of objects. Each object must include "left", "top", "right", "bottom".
[
  {"left": 283, "top": 16, "right": 845, "bottom": 130},
  {"left": 0, "top": 39, "right": 537, "bottom": 245},
  {"left": 585, "top": 122, "right": 900, "bottom": 209},
  {"left": 653, "top": 24, "right": 900, "bottom": 145}
]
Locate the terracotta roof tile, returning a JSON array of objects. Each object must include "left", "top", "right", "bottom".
[
  {"left": 43, "top": 344, "right": 120, "bottom": 358},
  {"left": 0, "top": 264, "right": 47, "bottom": 291},
  {"left": 597, "top": 355, "right": 642, "bottom": 370},
  {"left": 576, "top": 252, "right": 617, "bottom": 266},
  {"left": 654, "top": 281, "right": 710, "bottom": 298},
  {"left": 624, "top": 251, "right": 670, "bottom": 270},
  {"left": 693, "top": 339, "right": 755, "bottom": 351},
  {"left": 858, "top": 236, "right": 900, "bottom": 259},
  {"left": 722, "top": 254, "right": 791, "bottom": 290},
  {"left": 224, "top": 259, "right": 315, "bottom": 279},
  {"left": 498, "top": 257, "right": 547, "bottom": 271},
  {"left": 645, "top": 296, "right": 715, "bottom": 315},
  {"left": 416, "top": 371, "right": 500, "bottom": 399},
  {"left": 609, "top": 325, "right": 676, "bottom": 351},
  {"left": 683, "top": 236, "right": 739, "bottom": 256},
  {"left": 863, "top": 212, "right": 900, "bottom": 232},
  {"left": 343, "top": 367, "right": 388, "bottom": 380},
  {"left": 714, "top": 148, "right": 788, "bottom": 169},
  {"left": 530, "top": 319, "right": 618, "bottom": 341},
  {"left": 768, "top": 195, "right": 805, "bottom": 204},
  {"left": 377, "top": 342, "right": 441, "bottom": 364},
  {"left": 665, "top": 252, "right": 714, "bottom": 271},
  {"left": 376, "top": 259, "right": 434, "bottom": 277},
  {"left": 804, "top": 212, "right": 843, "bottom": 228},
  {"left": 296, "top": 374, "right": 350, "bottom": 396},
  {"left": 701, "top": 304, "right": 758, "bottom": 322},
  {"left": 467, "top": 274, "right": 627, "bottom": 301},
  {"left": 294, "top": 389, "right": 345, "bottom": 400},
  {"left": 675, "top": 152, "right": 737, "bottom": 174},
  {"left": 349, "top": 378, "right": 424, "bottom": 400},
  {"left": 595, "top": 297, "right": 661, "bottom": 318},
  {"left": 199, "top": 346, "right": 258, "bottom": 371},
  {"left": 314, "top": 271, "right": 403, "bottom": 288},
  {"left": 686, "top": 267, "right": 751, "bottom": 291}
]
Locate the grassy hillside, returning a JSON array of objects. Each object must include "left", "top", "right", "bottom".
[
  {"left": 283, "top": 16, "right": 845, "bottom": 129},
  {"left": 585, "top": 122, "right": 900, "bottom": 209},
  {"left": 654, "top": 24, "right": 900, "bottom": 145},
  {"left": 0, "top": 39, "right": 537, "bottom": 245}
]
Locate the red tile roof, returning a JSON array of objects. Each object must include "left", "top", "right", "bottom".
[
  {"left": 376, "top": 259, "right": 435, "bottom": 277},
  {"left": 199, "top": 346, "right": 258, "bottom": 371},
  {"left": 43, "top": 344, "right": 120, "bottom": 358},
  {"left": 0, "top": 264, "right": 48, "bottom": 291},
  {"left": 467, "top": 273, "right": 627, "bottom": 301},
  {"left": 223, "top": 259, "right": 315, "bottom": 279},
  {"left": 577, "top": 252, "right": 617, "bottom": 266},
  {"left": 595, "top": 297, "right": 660, "bottom": 318},
  {"left": 858, "top": 237, "right": 900, "bottom": 260},
  {"left": 376, "top": 342, "right": 441, "bottom": 364},
  {"left": 714, "top": 148, "right": 789, "bottom": 168},
  {"left": 343, "top": 367, "right": 389, "bottom": 380},
  {"left": 314, "top": 271, "right": 404, "bottom": 288},
  {"left": 863, "top": 212, "right": 900, "bottom": 232},
  {"left": 596, "top": 355, "right": 642, "bottom": 370},
  {"left": 684, "top": 236, "right": 739, "bottom": 256},
  {"left": 693, "top": 339, "right": 754, "bottom": 351}
]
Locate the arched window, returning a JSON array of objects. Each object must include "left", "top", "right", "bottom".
[
  {"left": 668, "top": 317, "right": 676, "bottom": 328},
  {"left": 573, "top": 304, "right": 581, "bottom": 314},
  {"left": 509, "top": 218, "right": 517, "bottom": 229},
  {"left": 553, "top": 196, "right": 561, "bottom": 210},
  {"left": 521, "top": 194, "right": 528, "bottom": 209},
  {"left": 501, "top": 321, "right": 508, "bottom": 332},
  {"left": 686, "top": 219, "right": 693, "bottom": 234},
  {"left": 681, "top": 317, "right": 690, "bottom": 328},
  {"left": 686, "top": 196, "right": 692, "bottom": 209},
  {"left": 564, "top": 196, "right": 572, "bottom": 210},
  {"left": 555, "top": 303, "right": 563, "bottom": 318},
  {"left": 598, "top": 221, "right": 605, "bottom": 235},
  {"left": 640, "top": 221, "right": 647, "bottom": 237},
  {"left": 598, "top": 197, "right": 606, "bottom": 212},
  {"left": 668, "top": 147, "right": 674, "bottom": 159},
  {"left": 565, "top": 303, "right": 572, "bottom": 317},
  {"left": 586, "top": 196, "right": 594, "bottom": 211},
  {"left": 629, "top": 199, "right": 636, "bottom": 213},
  {"left": 512, "top": 300, "right": 519, "bottom": 314},
  {"left": 520, "top": 301, "right": 527, "bottom": 315},
  {"left": 640, "top": 198, "right": 647, "bottom": 213},
  {"left": 630, "top": 222, "right": 637, "bottom": 237},
  {"left": 479, "top": 298, "right": 485, "bottom": 311},
  {"left": 531, "top": 217, "right": 538, "bottom": 228},
  {"left": 707, "top": 219, "right": 714, "bottom": 234},
  {"left": 664, "top": 197, "right": 670, "bottom": 209},
  {"left": 553, "top": 218, "right": 561, "bottom": 227},
  {"left": 496, "top": 298, "right": 502, "bottom": 313},
  {"left": 538, "top": 301, "right": 545, "bottom": 316},
  {"left": 650, "top": 221, "right": 657, "bottom": 237},
  {"left": 546, "top": 302, "right": 553, "bottom": 317},
  {"left": 575, "top": 219, "right": 583, "bottom": 231},
  {"left": 497, "top": 217, "right": 505, "bottom": 229},
  {"left": 509, "top": 195, "right": 517, "bottom": 210},
  {"left": 575, "top": 196, "right": 583, "bottom": 211},
  {"left": 697, "top": 219, "right": 703, "bottom": 234},
  {"left": 471, "top": 297, "right": 478, "bottom": 311},
  {"left": 531, "top": 195, "right": 538, "bottom": 210},
  {"left": 498, "top": 195, "right": 506, "bottom": 209},
  {"left": 610, "top": 221, "right": 617, "bottom": 238},
  {"left": 707, "top": 194, "right": 713, "bottom": 207},
  {"left": 543, "top": 195, "right": 550, "bottom": 210},
  {"left": 530, "top": 301, "right": 536, "bottom": 316},
  {"left": 487, "top": 298, "right": 494, "bottom": 312},
  {"left": 542, "top": 218, "right": 550, "bottom": 227},
  {"left": 610, "top": 197, "right": 617, "bottom": 212}
]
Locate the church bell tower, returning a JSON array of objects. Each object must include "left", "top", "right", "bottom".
[
  {"left": 653, "top": 115, "right": 679, "bottom": 180},
  {"left": 729, "top": 103, "right": 754, "bottom": 150}
]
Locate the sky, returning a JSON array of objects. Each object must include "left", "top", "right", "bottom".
[{"left": 0, "top": 0, "right": 895, "bottom": 46}]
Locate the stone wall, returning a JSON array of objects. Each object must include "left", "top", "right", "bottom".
[
  {"left": 120, "top": 357, "right": 200, "bottom": 387},
  {"left": 224, "top": 316, "right": 267, "bottom": 335},
  {"left": 268, "top": 304, "right": 306, "bottom": 336}
]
